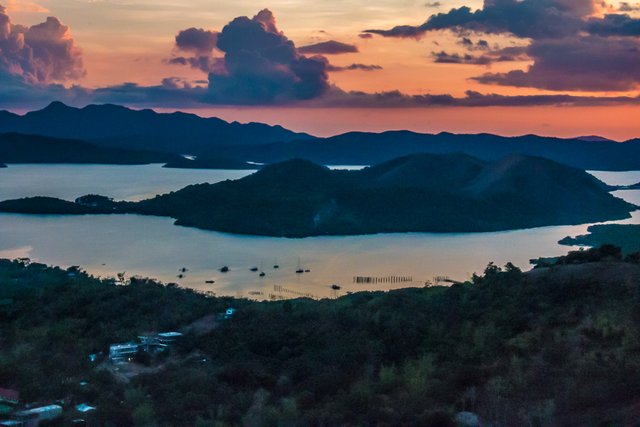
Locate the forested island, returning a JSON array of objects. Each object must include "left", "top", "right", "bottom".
[
  {"left": 1, "top": 245, "right": 640, "bottom": 425},
  {"left": 0, "top": 154, "right": 635, "bottom": 237},
  {"left": 560, "top": 224, "right": 640, "bottom": 254}
]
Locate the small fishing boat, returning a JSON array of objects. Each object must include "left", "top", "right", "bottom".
[{"left": 220, "top": 266, "right": 229, "bottom": 273}]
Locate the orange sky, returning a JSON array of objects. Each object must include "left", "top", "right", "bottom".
[{"left": 3, "top": 0, "right": 640, "bottom": 138}]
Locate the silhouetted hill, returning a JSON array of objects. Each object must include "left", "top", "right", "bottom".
[
  {"left": 211, "top": 131, "right": 640, "bottom": 171},
  {"left": 0, "top": 133, "right": 178, "bottom": 164},
  {"left": 560, "top": 224, "right": 640, "bottom": 255},
  {"left": 2, "top": 154, "right": 635, "bottom": 237},
  {"left": 575, "top": 135, "right": 617, "bottom": 143},
  {"left": 0, "top": 102, "right": 313, "bottom": 155}
]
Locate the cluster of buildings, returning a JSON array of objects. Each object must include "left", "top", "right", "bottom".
[
  {"left": 109, "top": 331, "right": 183, "bottom": 363},
  {"left": 1, "top": 387, "right": 97, "bottom": 427}
]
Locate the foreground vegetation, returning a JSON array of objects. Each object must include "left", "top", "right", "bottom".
[{"left": 1, "top": 246, "right": 640, "bottom": 425}]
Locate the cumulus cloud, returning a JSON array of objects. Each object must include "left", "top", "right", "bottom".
[
  {"left": 365, "top": 0, "right": 599, "bottom": 39},
  {"left": 474, "top": 36, "right": 640, "bottom": 91},
  {"left": 205, "top": 9, "right": 330, "bottom": 104},
  {"left": 175, "top": 27, "right": 218, "bottom": 54},
  {"left": 298, "top": 40, "right": 359, "bottom": 55},
  {"left": 0, "top": 4, "right": 85, "bottom": 84},
  {"left": 364, "top": 0, "right": 640, "bottom": 91},
  {"left": 166, "top": 27, "right": 220, "bottom": 72}
]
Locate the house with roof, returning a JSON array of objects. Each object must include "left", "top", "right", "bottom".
[{"left": 108, "top": 343, "right": 139, "bottom": 363}]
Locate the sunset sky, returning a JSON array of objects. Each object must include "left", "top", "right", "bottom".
[{"left": 1, "top": 0, "right": 640, "bottom": 139}]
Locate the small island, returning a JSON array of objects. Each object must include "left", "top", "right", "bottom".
[{"left": 0, "top": 153, "right": 636, "bottom": 237}]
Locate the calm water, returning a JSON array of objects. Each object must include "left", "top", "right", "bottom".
[{"left": 0, "top": 165, "right": 638, "bottom": 299}]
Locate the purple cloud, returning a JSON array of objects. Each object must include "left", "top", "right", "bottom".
[
  {"left": 0, "top": 5, "right": 85, "bottom": 84},
  {"left": 474, "top": 36, "right": 640, "bottom": 91},
  {"left": 205, "top": 9, "right": 330, "bottom": 104},
  {"left": 298, "top": 40, "right": 359, "bottom": 55},
  {"left": 175, "top": 27, "right": 218, "bottom": 54}
]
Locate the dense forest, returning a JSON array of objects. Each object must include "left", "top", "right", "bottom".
[
  {"left": 0, "top": 154, "right": 635, "bottom": 237},
  {"left": 1, "top": 245, "right": 640, "bottom": 425}
]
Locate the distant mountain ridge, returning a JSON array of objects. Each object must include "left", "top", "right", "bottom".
[
  {"left": 2, "top": 103, "right": 640, "bottom": 171},
  {"left": 1, "top": 153, "right": 634, "bottom": 237},
  {"left": 211, "top": 130, "right": 640, "bottom": 171},
  {"left": 0, "top": 102, "right": 313, "bottom": 155}
]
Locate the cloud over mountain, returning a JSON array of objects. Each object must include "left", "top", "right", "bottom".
[{"left": 204, "top": 9, "right": 330, "bottom": 104}]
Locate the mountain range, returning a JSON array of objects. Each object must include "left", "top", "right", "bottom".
[
  {"left": 211, "top": 131, "right": 640, "bottom": 171},
  {"left": 1, "top": 103, "right": 640, "bottom": 171},
  {"left": 0, "top": 102, "right": 312, "bottom": 155},
  {"left": 1, "top": 153, "right": 634, "bottom": 237}
]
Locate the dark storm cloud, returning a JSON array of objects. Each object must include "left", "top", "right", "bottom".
[
  {"left": 205, "top": 9, "right": 330, "bottom": 104},
  {"left": 175, "top": 27, "right": 218, "bottom": 54},
  {"left": 298, "top": 40, "right": 359, "bottom": 55},
  {"left": 0, "top": 4, "right": 85, "bottom": 84},
  {"left": 474, "top": 36, "right": 640, "bottom": 91},
  {"left": 586, "top": 13, "right": 640, "bottom": 36}
]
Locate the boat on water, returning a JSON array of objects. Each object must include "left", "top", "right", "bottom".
[
  {"left": 250, "top": 267, "right": 259, "bottom": 272},
  {"left": 205, "top": 280, "right": 215, "bottom": 284},
  {"left": 220, "top": 266, "right": 229, "bottom": 273}
]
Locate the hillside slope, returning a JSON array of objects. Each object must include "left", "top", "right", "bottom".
[{"left": 0, "top": 133, "right": 178, "bottom": 165}]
